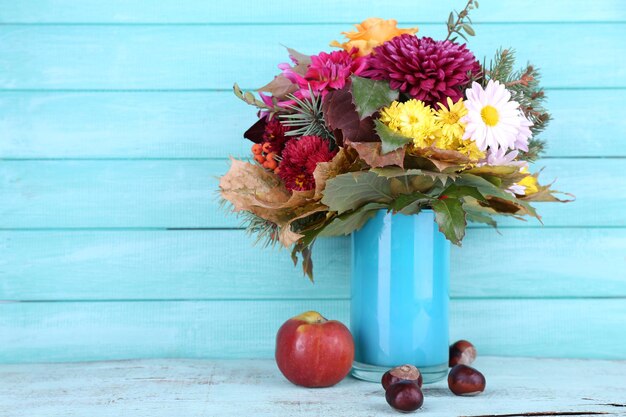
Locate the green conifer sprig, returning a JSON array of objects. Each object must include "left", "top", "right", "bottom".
[
  {"left": 279, "top": 88, "right": 335, "bottom": 142},
  {"left": 239, "top": 211, "right": 280, "bottom": 247}
]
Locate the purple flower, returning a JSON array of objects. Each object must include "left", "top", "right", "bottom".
[{"left": 362, "top": 35, "right": 481, "bottom": 106}]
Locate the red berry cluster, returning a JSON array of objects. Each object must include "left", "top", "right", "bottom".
[{"left": 251, "top": 142, "right": 279, "bottom": 173}]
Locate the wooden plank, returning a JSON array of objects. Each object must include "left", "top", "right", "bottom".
[
  {"left": 0, "top": 91, "right": 257, "bottom": 159},
  {"left": 0, "top": 358, "right": 625, "bottom": 417},
  {"left": 0, "top": 159, "right": 622, "bottom": 228},
  {"left": 1, "top": 0, "right": 624, "bottom": 23},
  {"left": 0, "top": 24, "right": 624, "bottom": 89},
  {"left": 0, "top": 230, "right": 350, "bottom": 301},
  {"left": 1, "top": 228, "right": 625, "bottom": 301},
  {"left": 1, "top": 299, "right": 625, "bottom": 363},
  {"left": 1, "top": 89, "right": 623, "bottom": 159}
]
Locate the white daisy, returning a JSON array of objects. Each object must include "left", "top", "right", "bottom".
[
  {"left": 480, "top": 148, "right": 527, "bottom": 167},
  {"left": 514, "top": 112, "right": 533, "bottom": 152},
  {"left": 507, "top": 183, "right": 527, "bottom": 196},
  {"left": 462, "top": 80, "right": 530, "bottom": 152}
]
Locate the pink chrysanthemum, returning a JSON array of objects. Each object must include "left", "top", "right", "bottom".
[
  {"left": 278, "top": 136, "right": 337, "bottom": 191},
  {"left": 362, "top": 35, "right": 481, "bottom": 106},
  {"left": 281, "top": 50, "right": 367, "bottom": 97}
]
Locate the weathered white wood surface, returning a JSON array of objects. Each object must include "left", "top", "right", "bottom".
[{"left": 1, "top": 357, "right": 624, "bottom": 417}]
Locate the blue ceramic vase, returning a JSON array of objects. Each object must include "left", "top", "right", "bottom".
[{"left": 350, "top": 209, "right": 450, "bottom": 383}]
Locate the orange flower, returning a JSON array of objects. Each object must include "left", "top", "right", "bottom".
[{"left": 330, "top": 18, "right": 418, "bottom": 57}]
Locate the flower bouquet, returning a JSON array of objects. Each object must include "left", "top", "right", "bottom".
[{"left": 220, "top": 2, "right": 571, "bottom": 280}]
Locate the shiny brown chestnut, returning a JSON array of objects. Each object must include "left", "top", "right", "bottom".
[
  {"left": 382, "top": 364, "right": 423, "bottom": 390},
  {"left": 385, "top": 381, "right": 424, "bottom": 412},
  {"left": 448, "top": 364, "right": 486, "bottom": 396},
  {"left": 449, "top": 340, "right": 477, "bottom": 367}
]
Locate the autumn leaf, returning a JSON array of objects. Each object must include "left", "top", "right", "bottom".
[
  {"left": 220, "top": 158, "right": 323, "bottom": 247},
  {"left": 411, "top": 146, "right": 472, "bottom": 170},
  {"left": 258, "top": 74, "right": 298, "bottom": 98},
  {"left": 322, "top": 171, "right": 393, "bottom": 214},
  {"left": 319, "top": 202, "right": 387, "bottom": 237},
  {"left": 322, "top": 86, "right": 378, "bottom": 145},
  {"left": 312, "top": 148, "right": 355, "bottom": 200},
  {"left": 346, "top": 140, "right": 405, "bottom": 168},
  {"left": 351, "top": 76, "right": 398, "bottom": 119},
  {"left": 432, "top": 197, "right": 467, "bottom": 245},
  {"left": 374, "top": 120, "right": 413, "bottom": 154}
]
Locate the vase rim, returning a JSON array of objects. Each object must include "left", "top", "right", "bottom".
[{"left": 375, "top": 208, "right": 433, "bottom": 214}]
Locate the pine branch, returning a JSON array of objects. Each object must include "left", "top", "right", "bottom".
[
  {"left": 279, "top": 87, "right": 335, "bottom": 141},
  {"left": 238, "top": 211, "right": 280, "bottom": 247},
  {"left": 486, "top": 48, "right": 515, "bottom": 85}
]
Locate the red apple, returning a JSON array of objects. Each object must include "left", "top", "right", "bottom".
[{"left": 275, "top": 311, "right": 354, "bottom": 388}]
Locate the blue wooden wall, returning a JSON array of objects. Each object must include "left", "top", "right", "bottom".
[{"left": 1, "top": 1, "right": 625, "bottom": 363}]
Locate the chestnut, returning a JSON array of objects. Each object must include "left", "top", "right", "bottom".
[
  {"left": 448, "top": 364, "right": 486, "bottom": 396},
  {"left": 449, "top": 340, "right": 477, "bottom": 367},
  {"left": 382, "top": 364, "right": 423, "bottom": 390},
  {"left": 385, "top": 381, "right": 424, "bottom": 412}
]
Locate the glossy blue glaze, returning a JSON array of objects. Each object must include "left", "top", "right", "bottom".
[{"left": 351, "top": 210, "right": 450, "bottom": 370}]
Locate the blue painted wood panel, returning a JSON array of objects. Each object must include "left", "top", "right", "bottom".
[
  {"left": 0, "top": 0, "right": 625, "bottom": 363},
  {"left": 1, "top": 90, "right": 624, "bottom": 158},
  {"left": 0, "top": 24, "right": 624, "bottom": 89},
  {"left": 1, "top": 159, "right": 623, "bottom": 228},
  {"left": 2, "top": 299, "right": 625, "bottom": 363},
  {"left": 1, "top": 229, "right": 625, "bottom": 301},
  {"left": 2, "top": 0, "right": 624, "bottom": 23}
]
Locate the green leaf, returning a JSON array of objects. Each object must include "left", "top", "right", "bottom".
[
  {"left": 456, "top": 174, "right": 515, "bottom": 202},
  {"left": 432, "top": 198, "right": 467, "bottom": 245},
  {"left": 447, "top": 12, "right": 455, "bottom": 28},
  {"left": 390, "top": 192, "right": 433, "bottom": 213},
  {"left": 462, "top": 24, "right": 475, "bottom": 36},
  {"left": 441, "top": 184, "right": 486, "bottom": 202},
  {"left": 321, "top": 171, "right": 393, "bottom": 214},
  {"left": 372, "top": 166, "right": 455, "bottom": 187},
  {"left": 319, "top": 203, "right": 387, "bottom": 237},
  {"left": 465, "top": 206, "right": 498, "bottom": 228},
  {"left": 350, "top": 76, "right": 399, "bottom": 119},
  {"left": 374, "top": 120, "right": 413, "bottom": 154},
  {"left": 456, "top": 174, "right": 539, "bottom": 219}
]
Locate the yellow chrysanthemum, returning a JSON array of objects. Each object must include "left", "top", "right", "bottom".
[
  {"left": 456, "top": 139, "right": 486, "bottom": 161},
  {"left": 518, "top": 168, "right": 539, "bottom": 195},
  {"left": 434, "top": 97, "right": 467, "bottom": 141},
  {"left": 379, "top": 99, "right": 440, "bottom": 148}
]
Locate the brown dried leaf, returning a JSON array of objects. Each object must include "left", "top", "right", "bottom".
[
  {"left": 220, "top": 158, "right": 321, "bottom": 237},
  {"left": 258, "top": 74, "right": 298, "bottom": 99},
  {"left": 220, "top": 158, "right": 290, "bottom": 211},
  {"left": 346, "top": 140, "right": 405, "bottom": 168},
  {"left": 520, "top": 182, "right": 576, "bottom": 203},
  {"left": 312, "top": 148, "right": 356, "bottom": 199},
  {"left": 285, "top": 46, "right": 312, "bottom": 67},
  {"left": 411, "top": 146, "right": 471, "bottom": 171}
]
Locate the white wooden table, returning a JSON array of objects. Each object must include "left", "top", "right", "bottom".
[{"left": 1, "top": 357, "right": 625, "bottom": 416}]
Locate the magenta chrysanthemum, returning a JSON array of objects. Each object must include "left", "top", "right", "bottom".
[
  {"left": 281, "top": 50, "right": 367, "bottom": 97},
  {"left": 262, "top": 117, "right": 289, "bottom": 154},
  {"left": 278, "top": 135, "right": 337, "bottom": 191},
  {"left": 362, "top": 35, "right": 481, "bottom": 106}
]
